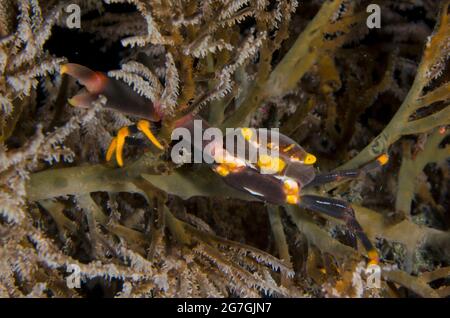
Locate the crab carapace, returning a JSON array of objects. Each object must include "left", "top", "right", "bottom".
[{"left": 61, "top": 63, "right": 389, "bottom": 266}]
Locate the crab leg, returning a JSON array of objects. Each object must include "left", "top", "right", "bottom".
[
  {"left": 306, "top": 154, "right": 389, "bottom": 187},
  {"left": 215, "top": 162, "right": 379, "bottom": 264},
  {"left": 299, "top": 194, "right": 379, "bottom": 265}
]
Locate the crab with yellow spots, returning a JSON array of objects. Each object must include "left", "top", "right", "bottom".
[{"left": 62, "top": 62, "right": 390, "bottom": 267}]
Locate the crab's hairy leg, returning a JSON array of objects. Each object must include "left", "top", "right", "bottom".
[
  {"left": 307, "top": 154, "right": 389, "bottom": 187},
  {"left": 137, "top": 120, "right": 164, "bottom": 150},
  {"left": 299, "top": 194, "right": 379, "bottom": 265},
  {"left": 61, "top": 63, "right": 161, "bottom": 121}
]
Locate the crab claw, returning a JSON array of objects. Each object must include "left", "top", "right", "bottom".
[
  {"left": 105, "top": 121, "right": 164, "bottom": 167},
  {"left": 61, "top": 63, "right": 162, "bottom": 121},
  {"left": 61, "top": 63, "right": 107, "bottom": 94}
]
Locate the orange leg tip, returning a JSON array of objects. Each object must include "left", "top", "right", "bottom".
[
  {"left": 377, "top": 154, "right": 389, "bottom": 165},
  {"left": 367, "top": 249, "right": 380, "bottom": 266}
]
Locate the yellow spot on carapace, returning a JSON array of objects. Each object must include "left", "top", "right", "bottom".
[
  {"left": 214, "top": 150, "right": 244, "bottom": 168},
  {"left": 257, "top": 154, "right": 286, "bottom": 174},
  {"left": 215, "top": 164, "right": 230, "bottom": 177},
  {"left": 283, "top": 179, "right": 298, "bottom": 193},
  {"left": 137, "top": 120, "right": 164, "bottom": 150},
  {"left": 241, "top": 128, "right": 253, "bottom": 141},
  {"left": 214, "top": 153, "right": 225, "bottom": 164},
  {"left": 115, "top": 127, "right": 130, "bottom": 167},
  {"left": 283, "top": 144, "right": 295, "bottom": 152},
  {"left": 286, "top": 194, "right": 299, "bottom": 204},
  {"left": 377, "top": 154, "right": 389, "bottom": 166},
  {"left": 304, "top": 153, "right": 317, "bottom": 165},
  {"left": 283, "top": 179, "right": 300, "bottom": 205},
  {"left": 266, "top": 142, "right": 279, "bottom": 151},
  {"left": 106, "top": 137, "right": 117, "bottom": 162},
  {"left": 367, "top": 249, "right": 379, "bottom": 266}
]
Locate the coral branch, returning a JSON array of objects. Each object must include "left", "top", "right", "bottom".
[{"left": 340, "top": 2, "right": 450, "bottom": 170}]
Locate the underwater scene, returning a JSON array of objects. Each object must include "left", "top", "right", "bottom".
[{"left": 0, "top": 0, "right": 449, "bottom": 299}]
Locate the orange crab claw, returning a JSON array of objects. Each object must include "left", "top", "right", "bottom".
[
  {"left": 61, "top": 63, "right": 108, "bottom": 94},
  {"left": 115, "top": 127, "right": 130, "bottom": 167},
  {"left": 61, "top": 63, "right": 162, "bottom": 121},
  {"left": 106, "top": 137, "right": 118, "bottom": 162},
  {"left": 137, "top": 120, "right": 164, "bottom": 150}
]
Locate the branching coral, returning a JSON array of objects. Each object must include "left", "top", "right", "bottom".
[
  {"left": 0, "top": 0, "right": 65, "bottom": 141},
  {"left": 339, "top": 2, "right": 450, "bottom": 169}
]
